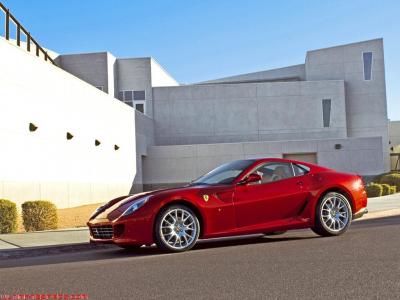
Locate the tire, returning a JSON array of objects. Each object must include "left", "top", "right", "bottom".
[
  {"left": 154, "top": 205, "right": 200, "bottom": 253},
  {"left": 312, "top": 192, "right": 352, "bottom": 237},
  {"left": 263, "top": 231, "right": 287, "bottom": 236},
  {"left": 118, "top": 244, "right": 142, "bottom": 250}
]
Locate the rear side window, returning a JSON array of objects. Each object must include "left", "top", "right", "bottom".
[
  {"left": 254, "top": 162, "right": 295, "bottom": 184},
  {"left": 292, "top": 164, "right": 310, "bottom": 176}
]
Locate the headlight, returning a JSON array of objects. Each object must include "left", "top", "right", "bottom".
[{"left": 122, "top": 196, "right": 150, "bottom": 216}]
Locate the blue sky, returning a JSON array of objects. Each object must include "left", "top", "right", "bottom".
[{"left": 3, "top": 0, "right": 400, "bottom": 119}]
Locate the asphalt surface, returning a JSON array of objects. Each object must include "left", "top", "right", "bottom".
[{"left": 1, "top": 216, "right": 399, "bottom": 300}]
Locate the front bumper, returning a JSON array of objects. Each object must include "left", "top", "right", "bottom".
[
  {"left": 352, "top": 207, "right": 368, "bottom": 220},
  {"left": 87, "top": 215, "right": 153, "bottom": 246}
]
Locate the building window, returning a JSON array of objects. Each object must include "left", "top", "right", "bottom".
[
  {"left": 363, "top": 52, "right": 373, "bottom": 80},
  {"left": 124, "top": 91, "right": 133, "bottom": 101},
  {"left": 133, "top": 90, "right": 146, "bottom": 101},
  {"left": 118, "top": 90, "right": 146, "bottom": 112},
  {"left": 135, "top": 103, "right": 144, "bottom": 113},
  {"left": 322, "top": 99, "right": 331, "bottom": 127},
  {"left": 95, "top": 86, "right": 104, "bottom": 91}
]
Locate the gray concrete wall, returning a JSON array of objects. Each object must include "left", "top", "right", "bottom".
[
  {"left": 56, "top": 52, "right": 110, "bottom": 94},
  {"left": 116, "top": 58, "right": 153, "bottom": 117},
  {"left": 306, "top": 38, "right": 389, "bottom": 170},
  {"left": 142, "top": 136, "right": 384, "bottom": 190},
  {"left": 132, "top": 110, "right": 155, "bottom": 193},
  {"left": 152, "top": 80, "right": 347, "bottom": 146},
  {"left": 200, "top": 64, "right": 306, "bottom": 84},
  {"left": 390, "top": 121, "right": 400, "bottom": 149}
]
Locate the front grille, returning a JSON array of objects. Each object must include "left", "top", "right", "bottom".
[{"left": 90, "top": 225, "right": 113, "bottom": 239}]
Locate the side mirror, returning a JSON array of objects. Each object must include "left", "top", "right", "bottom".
[{"left": 241, "top": 173, "right": 262, "bottom": 185}]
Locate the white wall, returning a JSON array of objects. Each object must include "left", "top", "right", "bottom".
[
  {"left": 150, "top": 58, "right": 179, "bottom": 87},
  {"left": 0, "top": 39, "right": 137, "bottom": 208}
]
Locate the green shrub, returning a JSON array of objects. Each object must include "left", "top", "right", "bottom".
[
  {"left": 22, "top": 200, "right": 58, "bottom": 232},
  {"left": 390, "top": 186, "right": 397, "bottom": 194},
  {"left": 381, "top": 184, "right": 391, "bottom": 196},
  {"left": 0, "top": 199, "right": 18, "bottom": 234},
  {"left": 366, "top": 183, "right": 383, "bottom": 198},
  {"left": 380, "top": 173, "right": 400, "bottom": 191}
]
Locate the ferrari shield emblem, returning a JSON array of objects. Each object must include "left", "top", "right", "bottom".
[{"left": 203, "top": 194, "right": 209, "bottom": 202}]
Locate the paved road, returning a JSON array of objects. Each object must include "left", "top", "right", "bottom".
[{"left": 1, "top": 216, "right": 399, "bottom": 299}]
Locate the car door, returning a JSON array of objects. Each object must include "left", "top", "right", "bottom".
[{"left": 234, "top": 162, "right": 310, "bottom": 229}]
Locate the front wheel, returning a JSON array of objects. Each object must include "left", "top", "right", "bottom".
[
  {"left": 154, "top": 205, "right": 200, "bottom": 252},
  {"left": 312, "top": 192, "right": 352, "bottom": 237}
]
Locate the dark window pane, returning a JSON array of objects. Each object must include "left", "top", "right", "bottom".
[
  {"left": 322, "top": 99, "right": 331, "bottom": 128},
  {"left": 135, "top": 103, "right": 144, "bottom": 113},
  {"left": 363, "top": 52, "right": 372, "bottom": 80},
  {"left": 118, "top": 91, "right": 123, "bottom": 100},
  {"left": 133, "top": 90, "right": 145, "bottom": 101},
  {"left": 124, "top": 90, "right": 133, "bottom": 101},
  {"left": 254, "top": 162, "right": 294, "bottom": 184}
]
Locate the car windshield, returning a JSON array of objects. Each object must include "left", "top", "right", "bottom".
[{"left": 191, "top": 160, "right": 256, "bottom": 185}]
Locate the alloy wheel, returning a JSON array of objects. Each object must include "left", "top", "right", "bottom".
[
  {"left": 320, "top": 193, "right": 350, "bottom": 232},
  {"left": 159, "top": 208, "right": 198, "bottom": 250}
]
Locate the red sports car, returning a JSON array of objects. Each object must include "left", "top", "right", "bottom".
[{"left": 88, "top": 158, "right": 368, "bottom": 252}]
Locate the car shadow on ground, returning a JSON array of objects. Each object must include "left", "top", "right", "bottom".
[{"left": 0, "top": 232, "right": 317, "bottom": 269}]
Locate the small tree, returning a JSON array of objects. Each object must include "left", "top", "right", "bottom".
[
  {"left": 381, "top": 184, "right": 391, "bottom": 196},
  {"left": 365, "top": 183, "right": 383, "bottom": 198},
  {"left": 0, "top": 199, "right": 18, "bottom": 233},
  {"left": 22, "top": 200, "right": 58, "bottom": 231}
]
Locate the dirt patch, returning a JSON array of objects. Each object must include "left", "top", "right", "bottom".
[{"left": 57, "top": 203, "right": 105, "bottom": 229}]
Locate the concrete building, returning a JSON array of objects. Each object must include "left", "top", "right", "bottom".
[
  {"left": 56, "top": 38, "right": 390, "bottom": 189},
  {"left": 56, "top": 54, "right": 178, "bottom": 117},
  {"left": 0, "top": 37, "right": 393, "bottom": 207}
]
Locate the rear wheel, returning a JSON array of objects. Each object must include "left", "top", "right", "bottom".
[
  {"left": 154, "top": 205, "right": 200, "bottom": 252},
  {"left": 312, "top": 192, "right": 352, "bottom": 236}
]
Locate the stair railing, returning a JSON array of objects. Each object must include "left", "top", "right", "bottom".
[{"left": 0, "top": 2, "right": 56, "bottom": 65}]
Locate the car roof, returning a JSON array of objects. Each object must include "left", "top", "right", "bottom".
[{"left": 247, "top": 157, "right": 333, "bottom": 172}]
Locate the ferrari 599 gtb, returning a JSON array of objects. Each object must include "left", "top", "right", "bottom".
[{"left": 88, "top": 158, "right": 368, "bottom": 252}]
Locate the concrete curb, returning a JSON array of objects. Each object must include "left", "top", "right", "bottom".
[
  {"left": 355, "top": 208, "right": 400, "bottom": 221},
  {"left": 0, "top": 242, "right": 115, "bottom": 260}
]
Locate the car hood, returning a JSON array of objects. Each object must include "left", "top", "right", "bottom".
[{"left": 91, "top": 184, "right": 210, "bottom": 221}]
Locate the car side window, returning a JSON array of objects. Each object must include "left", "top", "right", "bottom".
[
  {"left": 292, "top": 163, "right": 310, "bottom": 177},
  {"left": 253, "top": 162, "right": 295, "bottom": 184}
]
